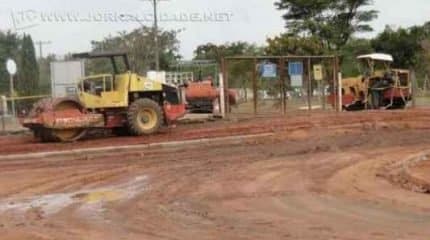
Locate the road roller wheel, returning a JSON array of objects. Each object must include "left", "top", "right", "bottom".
[
  {"left": 38, "top": 129, "right": 56, "bottom": 143},
  {"left": 52, "top": 129, "right": 87, "bottom": 142},
  {"left": 49, "top": 100, "right": 87, "bottom": 142},
  {"left": 36, "top": 128, "right": 87, "bottom": 143},
  {"left": 32, "top": 129, "right": 42, "bottom": 139},
  {"left": 127, "top": 98, "right": 164, "bottom": 136},
  {"left": 29, "top": 98, "right": 88, "bottom": 142}
]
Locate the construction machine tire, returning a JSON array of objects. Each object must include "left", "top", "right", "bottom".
[
  {"left": 112, "top": 127, "right": 130, "bottom": 136},
  {"left": 127, "top": 98, "right": 164, "bottom": 136},
  {"left": 388, "top": 100, "right": 407, "bottom": 110},
  {"left": 39, "top": 129, "right": 57, "bottom": 143},
  {"left": 30, "top": 98, "right": 88, "bottom": 142}
]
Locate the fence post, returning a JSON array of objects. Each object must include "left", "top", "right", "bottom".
[
  {"left": 307, "top": 58, "right": 312, "bottom": 111},
  {"left": 332, "top": 57, "right": 338, "bottom": 112},
  {"left": 321, "top": 73, "right": 326, "bottom": 110},
  {"left": 221, "top": 57, "right": 229, "bottom": 118},
  {"left": 252, "top": 58, "right": 258, "bottom": 115},
  {"left": 338, "top": 72, "right": 343, "bottom": 112},
  {"left": 334, "top": 56, "right": 343, "bottom": 112},
  {"left": 279, "top": 57, "right": 287, "bottom": 115},
  {"left": 1, "top": 96, "right": 6, "bottom": 133},
  {"left": 411, "top": 69, "right": 417, "bottom": 108},
  {"left": 219, "top": 73, "right": 226, "bottom": 118}
]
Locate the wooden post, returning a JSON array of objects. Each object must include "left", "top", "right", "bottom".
[
  {"left": 334, "top": 56, "right": 342, "bottom": 112},
  {"left": 252, "top": 58, "right": 258, "bottom": 115},
  {"left": 1, "top": 96, "right": 6, "bottom": 133},
  {"left": 224, "top": 59, "right": 230, "bottom": 115},
  {"left": 338, "top": 72, "right": 343, "bottom": 112},
  {"left": 307, "top": 58, "right": 312, "bottom": 111},
  {"left": 221, "top": 58, "right": 229, "bottom": 117},
  {"left": 411, "top": 69, "right": 417, "bottom": 108},
  {"left": 9, "top": 75, "right": 16, "bottom": 117},
  {"left": 279, "top": 58, "right": 287, "bottom": 115},
  {"left": 219, "top": 73, "right": 226, "bottom": 118},
  {"left": 332, "top": 58, "right": 337, "bottom": 111},
  {"left": 321, "top": 62, "right": 326, "bottom": 110},
  {"left": 318, "top": 78, "right": 322, "bottom": 110}
]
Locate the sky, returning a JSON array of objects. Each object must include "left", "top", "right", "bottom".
[{"left": 0, "top": 0, "right": 429, "bottom": 59}]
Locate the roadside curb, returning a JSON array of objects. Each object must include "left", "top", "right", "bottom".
[{"left": 0, "top": 133, "right": 275, "bottom": 161}]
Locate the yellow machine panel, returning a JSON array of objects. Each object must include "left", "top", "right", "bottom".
[{"left": 128, "top": 73, "right": 163, "bottom": 92}]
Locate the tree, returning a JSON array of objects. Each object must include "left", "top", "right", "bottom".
[
  {"left": 17, "top": 34, "right": 39, "bottom": 97},
  {"left": 194, "top": 42, "right": 262, "bottom": 63},
  {"left": 193, "top": 42, "right": 263, "bottom": 88},
  {"left": 38, "top": 54, "right": 57, "bottom": 94},
  {"left": 89, "top": 27, "right": 181, "bottom": 74},
  {"left": 371, "top": 25, "right": 428, "bottom": 68},
  {"left": 275, "top": 0, "right": 378, "bottom": 51},
  {"left": 371, "top": 22, "right": 430, "bottom": 85},
  {"left": 0, "top": 31, "right": 20, "bottom": 95},
  {"left": 340, "top": 38, "right": 373, "bottom": 77},
  {"left": 265, "top": 34, "right": 325, "bottom": 56}
]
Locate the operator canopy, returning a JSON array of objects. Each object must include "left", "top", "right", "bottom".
[
  {"left": 72, "top": 51, "right": 131, "bottom": 74},
  {"left": 357, "top": 53, "right": 394, "bottom": 62}
]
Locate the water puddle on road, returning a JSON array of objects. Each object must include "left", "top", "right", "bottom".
[{"left": 0, "top": 175, "right": 148, "bottom": 216}]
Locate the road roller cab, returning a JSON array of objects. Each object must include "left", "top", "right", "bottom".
[{"left": 22, "top": 52, "right": 186, "bottom": 142}]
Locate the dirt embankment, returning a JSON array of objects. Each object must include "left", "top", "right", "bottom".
[{"left": 1, "top": 110, "right": 430, "bottom": 240}]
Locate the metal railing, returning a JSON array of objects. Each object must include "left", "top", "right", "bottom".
[
  {"left": 1, "top": 94, "right": 50, "bottom": 133},
  {"left": 165, "top": 72, "right": 194, "bottom": 86},
  {"left": 79, "top": 74, "right": 114, "bottom": 93}
]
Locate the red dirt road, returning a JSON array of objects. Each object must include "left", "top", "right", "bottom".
[{"left": 1, "top": 110, "right": 430, "bottom": 239}]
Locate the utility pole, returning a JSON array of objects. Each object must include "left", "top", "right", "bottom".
[
  {"left": 152, "top": 0, "right": 160, "bottom": 71},
  {"left": 35, "top": 41, "right": 52, "bottom": 59},
  {"left": 9, "top": 74, "right": 15, "bottom": 117}
]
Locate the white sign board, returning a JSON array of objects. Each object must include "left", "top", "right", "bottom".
[
  {"left": 6, "top": 59, "right": 17, "bottom": 76},
  {"left": 51, "top": 61, "right": 85, "bottom": 98},
  {"left": 147, "top": 71, "right": 167, "bottom": 84},
  {"left": 291, "top": 75, "right": 303, "bottom": 87},
  {"left": 261, "top": 63, "right": 277, "bottom": 78}
]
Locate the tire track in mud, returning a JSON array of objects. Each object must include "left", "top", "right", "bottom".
[
  {"left": 377, "top": 150, "right": 430, "bottom": 194},
  {"left": 2, "top": 110, "right": 430, "bottom": 239},
  {"left": 3, "top": 110, "right": 430, "bottom": 155}
]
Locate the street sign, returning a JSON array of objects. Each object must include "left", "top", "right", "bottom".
[
  {"left": 6, "top": 59, "right": 17, "bottom": 76},
  {"left": 291, "top": 75, "right": 303, "bottom": 87},
  {"left": 288, "top": 61, "right": 303, "bottom": 76},
  {"left": 289, "top": 61, "right": 303, "bottom": 87},
  {"left": 314, "top": 64, "right": 323, "bottom": 81},
  {"left": 313, "top": 64, "right": 323, "bottom": 81},
  {"left": 261, "top": 63, "right": 277, "bottom": 78}
]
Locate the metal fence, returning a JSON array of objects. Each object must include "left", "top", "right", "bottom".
[
  {"left": 165, "top": 72, "right": 194, "bottom": 86},
  {"left": 221, "top": 55, "right": 340, "bottom": 116},
  {"left": 413, "top": 73, "right": 430, "bottom": 108},
  {"left": 1, "top": 95, "right": 49, "bottom": 133}
]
